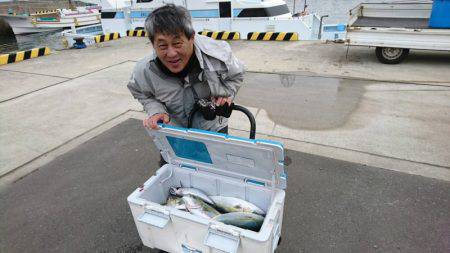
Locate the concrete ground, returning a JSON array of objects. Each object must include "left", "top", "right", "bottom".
[
  {"left": 1, "top": 119, "right": 449, "bottom": 253},
  {"left": 0, "top": 37, "right": 450, "bottom": 252},
  {"left": 1, "top": 38, "right": 449, "bottom": 184}
]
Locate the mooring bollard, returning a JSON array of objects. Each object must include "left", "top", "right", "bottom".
[{"left": 73, "top": 37, "right": 86, "bottom": 49}]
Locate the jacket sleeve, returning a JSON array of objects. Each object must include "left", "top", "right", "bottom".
[
  {"left": 218, "top": 69, "right": 243, "bottom": 99},
  {"left": 204, "top": 53, "right": 245, "bottom": 99},
  {"left": 221, "top": 54, "right": 244, "bottom": 99},
  {"left": 200, "top": 38, "right": 245, "bottom": 99},
  {"left": 127, "top": 71, "right": 168, "bottom": 116}
]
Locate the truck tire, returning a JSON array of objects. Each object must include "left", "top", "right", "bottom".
[{"left": 375, "top": 47, "right": 409, "bottom": 64}]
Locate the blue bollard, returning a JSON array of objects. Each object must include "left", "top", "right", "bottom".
[{"left": 73, "top": 37, "right": 87, "bottom": 49}]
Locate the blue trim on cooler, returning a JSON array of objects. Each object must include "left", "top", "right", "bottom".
[
  {"left": 159, "top": 125, "right": 284, "bottom": 161},
  {"left": 227, "top": 135, "right": 256, "bottom": 143},
  {"left": 166, "top": 136, "right": 213, "bottom": 164},
  {"left": 160, "top": 125, "right": 283, "bottom": 148},
  {"left": 159, "top": 124, "right": 187, "bottom": 132},
  {"left": 246, "top": 178, "right": 266, "bottom": 186},
  {"left": 189, "top": 128, "right": 228, "bottom": 138}
]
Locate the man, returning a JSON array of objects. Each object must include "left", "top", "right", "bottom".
[{"left": 127, "top": 4, "right": 244, "bottom": 135}]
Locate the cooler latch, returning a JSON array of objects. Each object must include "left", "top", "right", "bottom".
[
  {"left": 204, "top": 224, "right": 240, "bottom": 253},
  {"left": 245, "top": 178, "right": 266, "bottom": 187}
]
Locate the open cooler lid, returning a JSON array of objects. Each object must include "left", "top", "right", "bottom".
[{"left": 147, "top": 125, "right": 286, "bottom": 190}]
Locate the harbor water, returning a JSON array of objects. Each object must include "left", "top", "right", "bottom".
[{"left": 0, "top": 0, "right": 406, "bottom": 54}]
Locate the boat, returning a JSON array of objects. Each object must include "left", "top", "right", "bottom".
[
  {"left": 99, "top": 0, "right": 323, "bottom": 40},
  {"left": 0, "top": 5, "right": 101, "bottom": 35}
]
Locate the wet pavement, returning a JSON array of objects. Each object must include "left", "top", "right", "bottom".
[
  {"left": 1, "top": 119, "right": 449, "bottom": 253},
  {"left": 236, "top": 72, "right": 368, "bottom": 130}
]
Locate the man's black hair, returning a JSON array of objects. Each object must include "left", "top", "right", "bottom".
[{"left": 145, "top": 4, "right": 195, "bottom": 43}]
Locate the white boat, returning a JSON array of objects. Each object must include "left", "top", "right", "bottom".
[
  {"left": 100, "top": 0, "right": 323, "bottom": 40},
  {"left": 0, "top": 6, "right": 101, "bottom": 35}
]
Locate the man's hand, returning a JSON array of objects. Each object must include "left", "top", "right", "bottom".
[
  {"left": 143, "top": 113, "right": 170, "bottom": 129},
  {"left": 211, "top": 97, "right": 232, "bottom": 106}
]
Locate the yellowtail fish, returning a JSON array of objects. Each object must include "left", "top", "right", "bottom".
[
  {"left": 209, "top": 196, "right": 265, "bottom": 216},
  {"left": 182, "top": 195, "right": 220, "bottom": 219},
  {"left": 165, "top": 195, "right": 186, "bottom": 210},
  {"left": 213, "top": 212, "right": 264, "bottom": 232},
  {"left": 170, "top": 187, "right": 215, "bottom": 205}
]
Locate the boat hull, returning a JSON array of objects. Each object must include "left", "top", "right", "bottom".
[{"left": 0, "top": 13, "right": 100, "bottom": 35}]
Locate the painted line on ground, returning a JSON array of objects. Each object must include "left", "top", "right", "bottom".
[
  {"left": 246, "top": 70, "right": 450, "bottom": 87},
  {"left": 0, "top": 60, "right": 131, "bottom": 104},
  {"left": 0, "top": 69, "right": 71, "bottom": 79},
  {"left": 0, "top": 47, "right": 51, "bottom": 65},
  {"left": 0, "top": 110, "right": 140, "bottom": 190}
]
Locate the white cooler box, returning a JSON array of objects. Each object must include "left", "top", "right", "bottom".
[{"left": 127, "top": 125, "right": 287, "bottom": 253}]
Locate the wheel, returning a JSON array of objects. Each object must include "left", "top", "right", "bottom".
[{"left": 375, "top": 47, "right": 409, "bottom": 64}]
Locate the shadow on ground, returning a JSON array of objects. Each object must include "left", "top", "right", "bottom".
[{"left": 1, "top": 119, "right": 449, "bottom": 253}]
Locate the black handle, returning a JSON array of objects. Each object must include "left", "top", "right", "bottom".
[{"left": 188, "top": 104, "right": 256, "bottom": 139}]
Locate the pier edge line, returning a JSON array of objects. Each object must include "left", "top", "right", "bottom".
[
  {"left": 0, "top": 47, "right": 51, "bottom": 65},
  {"left": 127, "top": 30, "right": 148, "bottom": 37},
  {"left": 247, "top": 32, "right": 299, "bottom": 41},
  {"left": 198, "top": 31, "right": 240, "bottom": 40},
  {"left": 94, "top": 32, "right": 121, "bottom": 43}
]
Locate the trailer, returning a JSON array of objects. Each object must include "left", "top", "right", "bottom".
[{"left": 345, "top": 2, "right": 450, "bottom": 64}]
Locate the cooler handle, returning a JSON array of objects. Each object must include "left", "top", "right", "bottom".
[
  {"left": 138, "top": 205, "right": 170, "bottom": 229},
  {"left": 204, "top": 224, "right": 240, "bottom": 253}
]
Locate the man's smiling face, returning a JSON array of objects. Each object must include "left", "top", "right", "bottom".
[{"left": 153, "top": 32, "right": 194, "bottom": 74}]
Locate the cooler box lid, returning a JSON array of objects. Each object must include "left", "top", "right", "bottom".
[{"left": 147, "top": 125, "right": 287, "bottom": 190}]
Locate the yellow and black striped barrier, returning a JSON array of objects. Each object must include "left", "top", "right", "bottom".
[
  {"left": 0, "top": 47, "right": 51, "bottom": 65},
  {"left": 247, "top": 32, "right": 299, "bottom": 41},
  {"left": 198, "top": 31, "right": 240, "bottom": 40},
  {"left": 127, "top": 30, "right": 147, "bottom": 37},
  {"left": 94, "top": 32, "right": 121, "bottom": 43}
]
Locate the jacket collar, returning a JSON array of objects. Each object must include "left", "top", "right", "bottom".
[{"left": 149, "top": 34, "right": 231, "bottom": 72}]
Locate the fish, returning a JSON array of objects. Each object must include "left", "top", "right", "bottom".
[
  {"left": 209, "top": 196, "right": 266, "bottom": 216},
  {"left": 213, "top": 212, "right": 265, "bottom": 232},
  {"left": 169, "top": 187, "right": 215, "bottom": 205},
  {"left": 182, "top": 195, "right": 221, "bottom": 219},
  {"left": 165, "top": 195, "right": 186, "bottom": 210}
]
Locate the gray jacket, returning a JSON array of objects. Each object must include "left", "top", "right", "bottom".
[{"left": 127, "top": 35, "right": 245, "bottom": 131}]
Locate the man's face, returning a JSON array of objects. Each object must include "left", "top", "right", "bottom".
[{"left": 153, "top": 32, "right": 194, "bottom": 74}]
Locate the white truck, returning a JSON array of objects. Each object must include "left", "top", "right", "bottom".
[{"left": 345, "top": 2, "right": 450, "bottom": 64}]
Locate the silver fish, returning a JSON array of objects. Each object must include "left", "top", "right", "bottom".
[
  {"left": 209, "top": 196, "right": 265, "bottom": 216},
  {"left": 182, "top": 195, "right": 220, "bottom": 219},
  {"left": 213, "top": 212, "right": 264, "bottom": 232},
  {"left": 169, "top": 187, "right": 215, "bottom": 205},
  {"left": 165, "top": 195, "right": 186, "bottom": 210}
]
